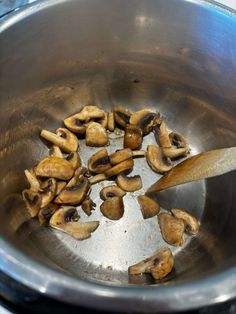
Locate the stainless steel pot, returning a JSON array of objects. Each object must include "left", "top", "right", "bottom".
[{"left": 0, "top": 0, "right": 236, "bottom": 312}]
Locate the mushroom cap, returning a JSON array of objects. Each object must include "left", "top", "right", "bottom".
[
  {"left": 171, "top": 208, "right": 199, "bottom": 235},
  {"left": 124, "top": 124, "right": 143, "bottom": 150},
  {"left": 81, "top": 197, "right": 96, "bottom": 216},
  {"left": 50, "top": 206, "right": 80, "bottom": 226},
  {"left": 104, "top": 158, "right": 134, "bottom": 177},
  {"left": 169, "top": 132, "right": 189, "bottom": 150},
  {"left": 100, "top": 185, "right": 126, "bottom": 200},
  {"left": 64, "top": 114, "right": 86, "bottom": 134},
  {"left": 100, "top": 196, "right": 124, "bottom": 220},
  {"left": 114, "top": 106, "right": 131, "bottom": 128},
  {"left": 116, "top": 173, "right": 142, "bottom": 192},
  {"left": 35, "top": 156, "right": 74, "bottom": 180},
  {"left": 22, "top": 189, "right": 42, "bottom": 218},
  {"left": 38, "top": 203, "right": 59, "bottom": 225},
  {"left": 109, "top": 148, "right": 133, "bottom": 165},
  {"left": 130, "top": 109, "right": 158, "bottom": 135},
  {"left": 40, "top": 178, "right": 57, "bottom": 208},
  {"left": 85, "top": 122, "right": 109, "bottom": 147},
  {"left": 147, "top": 145, "right": 173, "bottom": 174},
  {"left": 76, "top": 106, "right": 105, "bottom": 121},
  {"left": 88, "top": 148, "right": 111, "bottom": 174},
  {"left": 65, "top": 152, "right": 81, "bottom": 170},
  {"left": 137, "top": 195, "right": 160, "bottom": 219},
  {"left": 158, "top": 213, "right": 185, "bottom": 246},
  {"left": 56, "top": 181, "right": 67, "bottom": 195}
]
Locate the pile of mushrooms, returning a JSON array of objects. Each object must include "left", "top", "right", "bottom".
[{"left": 22, "top": 105, "right": 200, "bottom": 281}]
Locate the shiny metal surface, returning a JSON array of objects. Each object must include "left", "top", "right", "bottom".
[{"left": 0, "top": 0, "right": 236, "bottom": 312}]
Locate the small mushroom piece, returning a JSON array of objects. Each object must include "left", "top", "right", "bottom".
[
  {"left": 50, "top": 206, "right": 80, "bottom": 226},
  {"left": 124, "top": 124, "right": 143, "bottom": 150},
  {"left": 114, "top": 106, "right": 131, "bottom": 128},
  {"left": 158, "top": 213, "right": 185, "bottom": 246},
  {"left": 86, "top": 122, "right": 109, "bottom": 147},
  {"left": 104, "top": 158, "right": 134, "bottom": 177},
  {"left": 100, "top": 196, "right": 124, "bottom": 220},
  {"left": 153, "top": 121, "right": 172, "bottom": 148},
  {"left": 162, "top": 147, "right": 189, "bottom": 160},
  {"left": 35, "top": 157, "right": 74, "bottom": 180},
  {"left": 65, "top": 152, "right": 81, "bottom": 170},
  {"left": 137, "top": 195, "right": 160, "bottom": 219},
  {"left": 169, "top": 132, "right": 189, "bottom": 150},
  {"left": 22, "top": 189, "right": 41, "bottom": 217},
  {"left": 50, "top": 145, "right": 63, "bottom": 158},
  {"left": 116, "top": 174, "right": 142, "bottom": 192},
  {"left": 107, "top": 112, "right": 115, "bottom": 131},
  {"left": 87, "top": 148, "right": 111, "bottom": 174},
  {"left": 89, "top": 173, "right": 107, "bottom": 185},
  {"left": 109, "top": 148, "right": 145, "bottom": 165},
  {"left": 146, "top": 145, "right": 173, "bottom": 174},
  {"left": 40, "top": 178, "right": 57, "bottom": 208},
  {"left": 24, "top": 169, "right": 41, "bottom": 192},
  {"left": 64, "top": 113, "right": 86, "bottom": 134},
  {"left": 81, "top": 196, "right": 96, "bottom": 216},
  {"left": 38, "top": 203, "right": 59, "bottom": 225},
  {"left": 76, "top": 105, "right": 105, "bottom": 121},
  {"left": 100, "top": 185, "right": 126, "bottom": 200},
  {"left": 171, "top": 208, "right": 200, "bottom": 235},
  {"left": 128, "top": 247, "right": 174, "bottom": 280},
  {"left": 56, "top": 181, "right": 67, "bottom": 195},
  {"left": 98, "top": 112, "right": 108, "bottom": 129},
  {"left": 129, "top": 109, "right": 158, "bottom": 135},
  {"left": 41, "top": 128, "right": 79, "bottom": 153}
]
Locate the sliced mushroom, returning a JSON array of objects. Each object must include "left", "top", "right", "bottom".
[
  {"left": 50, "top": 206, "right": 80, "bottom": 226},
  {"left": 98, "top": 112, "right": 108, "bottom": 129},
  {"left": 162, "top": 147, "right": 189, "bottom": 160},
  {"left": 116, "top": 174, "right": 142, "bottom": 192},
  {"left": 76, "top": 105, "right": 105, "bottom": 121},
  {"left": 56, "top": 181, "right": 67, "bottom": 195},
  {"left": 35, "top": 157, "right": 74, "bottom": 180},
  {"left": 107, "top": 112, "right": 115, "bottom": 131},
  {"left": 158, "top": 213, "right": 185, "bottom": 246},
  {"left": 129, "top": 109, "right": 158, "bottom": 135},
  {"left": 86, "top": 122, "right": 109, "bottom": 146},
  {"left": 104, "top": 158, "right": 134, "bottom": 177},
  {"left": 89, "top": 173, "right": 107, "bottom": 185},
  {"left": 169, "top": 132, "right": 189, "bottom": 150},
  {"left": 100, "top": 185, "right": 126, "bottom": 200},
  {"left": 109, "top": 148, "right": 145, "bottom": 165},
  {"left": 41, "top": 128, "right": 79, "bottom": 153},
  {"left": 38, "top": 203, "right": 59, "bottom": 225},
  {"left": 81, "top": 196, "right": 96, "bottom": 216},
  {"left": 114, "top": 106, "right": 131, "bottom": 128},
  {"left": 24, "top": 169, "right": 41, "bottom": 192},
  {"left": 100, "top": 196, "right": 124, "bottom": 220},
  {"left": 50, "top": 145, "right": 63, "bottom": 158},
  {"left": 137, "top": 195, "right": 160, "bottom": 219},
  {"left": 87, "top": 148, "right": 111, "bottom": 174},
  {"left": 64, "top": 113, "right": 86, "bottom": 134},
  {"left": 128, "top": 247, "right": 174, "bottom": 280},
  {"left": 124, "top": 124, "right": 143, "bottom": 149},
  {"left": 171, "top": 208, "right": 200, "bottom": 235},
  {"left": 40, "top": 178, "right": 57, "bottom": 208},
  {"left": 147, "top": 145, "right": 173, "bottom": 174},
  {"left": 22, "top": 189, "right": 41, "bottom": 217},
  {"left": 65, "top": 152, "right": 81, "bottom": 170},
  {"left": 153, "top": 121, "right": 172, "bottom": 148}
]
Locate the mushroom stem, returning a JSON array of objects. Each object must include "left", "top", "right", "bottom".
[
  {"left": 24, "top": 169, "right": 41, "bottom": 192},
  {"left": 89, "top": 173, "right": 107, "bottom": 184},
  {"left": 132, "top": 150, "right": 146, "bottom": 157}
]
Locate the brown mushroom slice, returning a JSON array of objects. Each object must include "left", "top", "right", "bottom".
[
  {"left": 153, "top": 121, "right": 172, "bottom": 148},
  {"left": 41, "top": 128, "right": 79, "bottom": 153},
  {"left": 137, "top": 195, "right": 160, "bottom": 219},
  {"left": 162, "top": 147, "right": 188, "bottom": 160},
  {"left": 56, "top": 181, "right": 67, "bottom": 195},
  {"left": 87, "top": 148, "right": 111, "bottom": 174},
  {"left": 129, "top": 109, "right": 158, "bottom": 135},
  {"left": 100, "top": 185, "right": 126, "bottom": 200},
  {"left": 86, "top": 122, "right": 109, "bottom": 147},
  {"left": 169, "top": 132, "right": 189, "bottom": 150},
  {"left": 114, "top": 106, "right": 131, "bottom": 128},
  {"left": 98, "top": 112, "right": 108, "bottom": 129},
  {"left": 100, "top": 196, "right": 124, "bottom": 220},
  {"left": 65, "top": 152, "right": 81, "bottom": 170},
  {"left": 147, "top": 145, "right": 173, "bottom": 174},
  {"left": 76, "top": 105, "right": 105, "bottom": 121},
  {"left": 35, "top": 157, "right": 74, "bottom": 180},
  {"left": 128, "top": 247, "right": 174, "bottom": 280},
  {"left": 38, "top": 203, "right": 59, "bottom": 225},
  {"left": 109, "top": 148, "right": 145, "bottom": 165},
  {"left": 158, "top": 213, "right": 185, "bottom": 246},
  {"left": 89, "top": 173, "right": 107, "bottom": 185},
  {"left": 116, "top": 174, "right": 142, "bottom": 192},
  {"left": 124, "top": 124, "right": 143, "bottom": 150},
  {"left": 40, "top": 178, "right": 57, "bottom": 208},
  {"left": 104, "top": 158, "right": 134, "bottom": 177},
  {"left": 81, "top": 196, "right": 96, "bottom": 216},
  {"left": 22, "top": 189, "right": 41, "bottom": 217},
  {"left": 64, "top": 113, "right": 86, "bottom": 134},
  {"left": 24, "top": 169, "right": 41, "bottom": 192},
  {"left": 107, "top": 112, "right": 115, "bottom": 131},
  {"left": 50, "top": 145, "right": 63, "bottom": 158},
  {"left": 171, "top": 208, "right": 200, "bottom": 235},
  {"left": 50, "top": 206, "right": 80, "bottom": 226}
]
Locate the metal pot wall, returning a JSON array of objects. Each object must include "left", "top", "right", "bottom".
[{"left": 0, "top": 0, "right": 236, "bottom": 312}]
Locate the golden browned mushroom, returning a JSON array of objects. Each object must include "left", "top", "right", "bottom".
[
  {"left": 24, "top": 169, "right": 41, "bottom": 192},
  {"left": 129, "top": 109, "right": 158, "bottom": 135},
  {"left": 100, "top": 196, "right": 124, "bottom": 220},
  {"left": 128, "top": 247, "right": 174, "bottom": 280},
  {"left": 22, "top": 189, "right": 41, "bottom": 217},
  {"left": 98, "top": 112, "right": 108, "bottom": 129},
  {"left": 86, "top": 122, "right": 109, "bottom": 147},
  {"left": 171, "top": 208, "right": 200, "bottom": 235},
  {"left": 41, "top": 128, "right": 79, "bottom": 153},
  {"left": 137, "top": 195, "right": 160, "bottom": 219},
  {"left": 114, "top": 105, "right": 131, "bottom": 128},
  {"left": 50, "top": 206, "right": 80, "bottom": 226},
  {"left": 153, "top": 121, "right": 172, "bottom": 148},
  {"left": 65, "top": 152, "right": 81, "bottom": 170},
  {"left": 64, "top": 113, "right": 86, "bottom": 134},
  {"left": 88, "top": 173, "right": 107, "bottom": 185},
  {"left": 100, "top": 185, "right": 126, "bottom": 200},
  {"left": 38, "top": 203, "right": 59, "bottom": 225},
  {"left": 158, "top": 213, "right": 185, "bottom": 246},
  {"left": 169, "top": 132, "right": 189, "bottom": 150},
  {"left": 50, "top": 145, "right": 63, "bottom": 158},
  {"left": 109, "top": 148, "right": 145, "bottom": 165},
  {"left": 146, "top": 145, "right": 173, "bottom": 174},
  {"left": 87, "top": 148, "right": 111, "bottom": 174},
  {"left": 107, "top": 112, "right": 115, "bottom": 131},
  {"left": 124, "top": 124, "right": 143, "bottom": 150},
  {"left": 162, "top": 147, "right": 189, "bottom": 160},
  {"left": 40, "top": 178, "right": 57, "bottom": 208},
  {"left": 35, "top": 157, "right": 74, "bottom": 180},
  {"left": 116, "top": 174, "right": 142, "bottom": 192},
  {"left": 104, "top": 158, "right": 134, "bottom": 177},
  {"left": 81, "top": 196, "right": 96, "bottom": 216},
  {"left": 56, "top": 181, "right": 67, "bottom": 195},
  {"left": 76, "top": 105, "right": 105, "bottom": 121}
]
